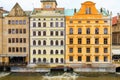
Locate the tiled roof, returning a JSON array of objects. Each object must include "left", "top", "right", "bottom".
[{"left": 112, "top": 16, "right": 118, "bottom": 25}]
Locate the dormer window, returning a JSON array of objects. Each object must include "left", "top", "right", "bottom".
[
  {"left": 45, "top": 4, "right": 51, "bottom": 8},
  {"left": 86, "top": 7, "right": 91, "bottom": 14}
]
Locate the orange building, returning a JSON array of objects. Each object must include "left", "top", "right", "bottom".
[{"left": 66, "top": 1, "right": 113, "bottom": 71}]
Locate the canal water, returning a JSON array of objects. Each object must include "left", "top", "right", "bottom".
[{"left": 0, "top": 72, "right": 120, "bottom": 80}]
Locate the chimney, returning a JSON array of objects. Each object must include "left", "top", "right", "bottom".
[{"left": 74, "top": 8, "right": 76, "bottom": 13}]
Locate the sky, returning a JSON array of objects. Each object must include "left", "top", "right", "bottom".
[{"left": 0, "top": 0, "right": 120, "bottom": 16}]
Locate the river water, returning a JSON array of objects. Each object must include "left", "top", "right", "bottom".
[{"left": 0, "top": 73, "right": 120, "bottom": 80}]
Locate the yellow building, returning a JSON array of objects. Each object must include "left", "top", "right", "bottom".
[
  {"left": 66, "top": 1, "right": 112, "bottom": 70},
  {"left": 2, "top": 3, "right": 29, "bottom": 65}
]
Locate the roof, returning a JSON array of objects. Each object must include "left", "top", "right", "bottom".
[
  {"left": 64, "top": 9, "right": 79, "bottom": 16},
  {"left": 112, "top": 16, "right": 118, "bottom": 25},
  {"left": 34, "top": 8, "right": 64, "bottom": 10}
]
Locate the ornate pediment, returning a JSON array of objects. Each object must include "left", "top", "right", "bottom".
[{"left": 7, "top": 3, "right": 26, "bottom": 17}]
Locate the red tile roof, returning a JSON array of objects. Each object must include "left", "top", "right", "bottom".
[{"left": 112, "top": 16, "right": 118, "bottom": 25}]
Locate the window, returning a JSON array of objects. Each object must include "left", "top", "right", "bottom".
[
  {"left": 23, "top": 20, "right": 26, "bottom": 25},
  {"left": 95, "top": 28, "right": 99, "bottom": 34},
  {"left": 20, "top": 47, "right": 22, "bottom": 52},
  {"left": 38, "top": 50, "right": 41, "bottom": 54},
  {"left": 55, "top": 40, "right": 59, "bottom": 45},
  {"left": 104, "top": 28, "right": 108, "bottom": 34},
  {"left": 87, "top": 21, "right": 90, "bottom": 23},
  {"left": 104, "top": 56, "right": 108, "bottom": 62},
  {"left": 78, "top": 38, "right": 81, "bottom": 44},
  {"left": 95, "top": 48, "right": 99, "bottom": 53},
  {"left": 20, "top": 38, "right": 22, "bottom": 43},
  {"left": 38, "top": 31, "right": 41, "bottom": 36},
  {"left": 38, "top": 40, "right": 41, "bottom": 45},
  {"left": 38, "top": 22, "right": 41, "bottom": 27},
  {"left": 78, "top": 56, "right": 82, "bottom": 62},
  {"left": 55, "top": 31, "right": 58, "bottom": 36},
  {"left": 60, "top": 22, "right": 64, "bottom": 27},
  {"left": 69, "top": 28, "right": 73, "bottom": 34},
  {"left": 43, "top": 50, "right": 46, "bottom": 54},
  {"left": 23, "top": 47, "right": 26, "bottom": 52},
  {"left": 86, "top": 7, "right": 91, "bottom": 14},
  {"left": 23, "top": 29, "right": 26, "bottom": 34},
  {"left": 70, "top": 21, "right": 73, "bottom": 24},
  {"left": 12, "top": 47, "right": 15, "bottom": 52},
  {"left": 50, "top": 50, "right": 54, "bottom": 54},
  {"left": 12, "top": 29, "right": 15, "bottom": 34},
  {"left": 33, "top": 22, "right": 36, "bottom": 27},
  {"left": 43, "top": 40, "right": 46, "bottom": 45},
  {"left": 8, "top": 38, "right": 11, "bottom": 43},
  {"left": 50, "top": 22, "right": 53, "bottom": 27},
  {"left": 23, "top": 38, "right": 26, "bottom": 43},
  {"left": 33, "top": 50, "right": 36, "bottom": 54},
  {"left": 12, "top": 38, "right": 15, "bottom": 43},
  {"left": 16, "top": 38, "right": 18, "bottom": 43},
  {"left": 104, "top": 48, "right": 108, "bottom": 53},
  {"left": 43, "top": 22, "right": 46, "bottom": 27},
  {"left": 38, "top": 58, "right": 41, "bottom": 63},
  {"left": 86, "top": 48, "right": 90, "bottom": 53},
  {"left": 95, "top": 21, "right": 99, "bottom": 23},
  {"left": 95, "top": 38, "right": 99, "bottom": 44},
  {"left": 104, "top": 21, "right": 108, "bottom": 23},
  {"left": 33, "top": 40, "right": 36, "bottom": 45},
  {"left": 16, "top": 47, "right": 19, "bottom": 52},
  {"left": 16, "top": 29, "right": 18, "bottom": 34},
  {"left": 86, "top": 56, "right": 90, "bottom": 62},
  {"left": 69, "top": 38, "right": 73, "bottom": 44},
  {"left": 78, "top": 21, "right": 81, "bottom": 23},
  {"left": 95, "top": 56, "right": 99, "bottom": 62},
  {"left": 8, "top": 29, "right": 11, "bottom": 34},
  {"left": 69, "top": 48, "right": 73, "bottom": 53},
  {"left": 55, "top": 50, "right": 58, "bottom": 54},
  {"left": 33, "top": 31, "right": 36, "bottom": 36},
  {"left": 43, "top": 58, "right": 46, "bottom": 63},
  {"left": 69, "top": 56, "right": 73, "bottom": 62},
  {"left": 12, "top": 20, "right": 15, "bottom": 25},
  {"left": 8, "top": 47, "right": 11, "bottom": 52},
  {"left": 19, "top": 20, "right": 22, "bottom": 25},
  {"left": 50, "top": 58, "right": 54, "bottom": 63},
  {"left": 8, "top": 20, "right": 11, "bottom": 24},
  {"left": 87, "top": 38, "right": 90, "bottom": 44},
  {"left": 33, "top": 58, "right": 36, "bottom": 63},
  {"left": 50, "top": 31, "right": 54, "bottom": 36},
  {"left": 61, "top": 31, "right": 64, "bottom": 36},
  {"left": 50, "top": 40, "right": 54, "bottom": 46},
  {"left": 43, "top": 31, "right": 46, "bottom": 36},
  {"left": 61, "top": 58, "right": 64, "bottom": 63},
  {"left": 104, "top": 38, "right": 108, "bottom": 44},
  {"left": 60, "top": 50, "right": 64, "bottom": 54},
  {"left": 78, "top": 48, "right": 82, "bottom": 53},
  {"left": 55, "top": 58, "right": 59, "bottom": 63},
  {"left": 61, "top": 40, "right": 63, "bottom": 45},
  {"left": 78, "top": 28, "right": 82, "bottom": 34},
  {"left": 86, "top": 28, "right": 90, "bottom": 34}
]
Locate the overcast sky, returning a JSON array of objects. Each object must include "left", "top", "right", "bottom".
[{"left": 0, "top": 0, "right": 119, "bottom": 16}]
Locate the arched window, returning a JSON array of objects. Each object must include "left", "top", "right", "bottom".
[
  {"left": 43, "top": 58, "right": 46, "bottom": 63},
  {"left": 33, "top": 31, "right": 36, "bottom": 36},
  {"left": 55, "top": 31, "right": 58, "bottom": 36},
  {"left": 43, "top": 31, "right": 46, "bottom": 36},
  {"left": 43, "top": 40, "right": 46, "bottom": 45},
  {"left": 50, "top": 58, "right": 54, "bottom": 63},
  {"left": 95, "top": 28, "right": 99, "bottom": 34},
  {"left": 86, "top": 28, "right": 90, "bottom": 34},
  {"left": 56, "top": 40, "right": 58, "bottom": 45},
  {"left": 104, "top": 28, "right": 108, "bottom": 34},
  {"left": 38, "top": 40, "right": 41, "bottom": 45},
  {"left": 50, "top": 40, "right": 54, "bottom": 46},
  {"left": 38, "top": 58, "right": 41, "bottom": 63},
  {"left": 50, "top": 50, "right": 54, "bottom": 54},
  {"left": 60, "top": 50, "right": 64, "bottom": 54},
  {"left": 86, "top": 7, "right": 91, "bottom": 14},
  {"left": 33, "top": 58, "right": 36, "bottom": 63},
  {"left": 55, "top": 50, "right": 58, "bottom": 54},
  {"left": 38, "top": 50, "right": 41, "bottom": 54},
  {"left": 78, "top": 28, "right": 82, "bottom": 34},
  {"left": 69, "top": 28, "right": 73, "bottom": 34},
  {"left": 61, "top": 58, "right": 64, "bottom": 63},
  {"left": 38, "top": 31, "right": 41, "bottom": 36},
  {"left": 33, "top": 50, "right": 36, "bottom": 54},
  {"left": 33, "top": 40, "right": 36, "bottom": 45},
  {"left": 61, "top": 40, "right": 63, "bottom": 45},
  {"left": 55, "top": 58, "right": 59, "bottom": 63},
  {"left": 43, "top": 50, "right": 46, "bottom": 54}
]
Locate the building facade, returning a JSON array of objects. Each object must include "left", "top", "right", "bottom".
[
  {"left": 30, "top": 0, "right": 65, "bottom": 67},
  {"left": 66, "top": 1, "right": 112, "bottom": 69},
  {"left": 1, "top": 3, "right": 29, "bottom": 65}
]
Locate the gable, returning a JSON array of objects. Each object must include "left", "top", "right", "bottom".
[{"left": 7, "top": 3, "right": 26, "bottom": 17}]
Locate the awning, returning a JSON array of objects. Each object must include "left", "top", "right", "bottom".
[{"left": 112, "top": 49, "right": 120, "bottom": 55}]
